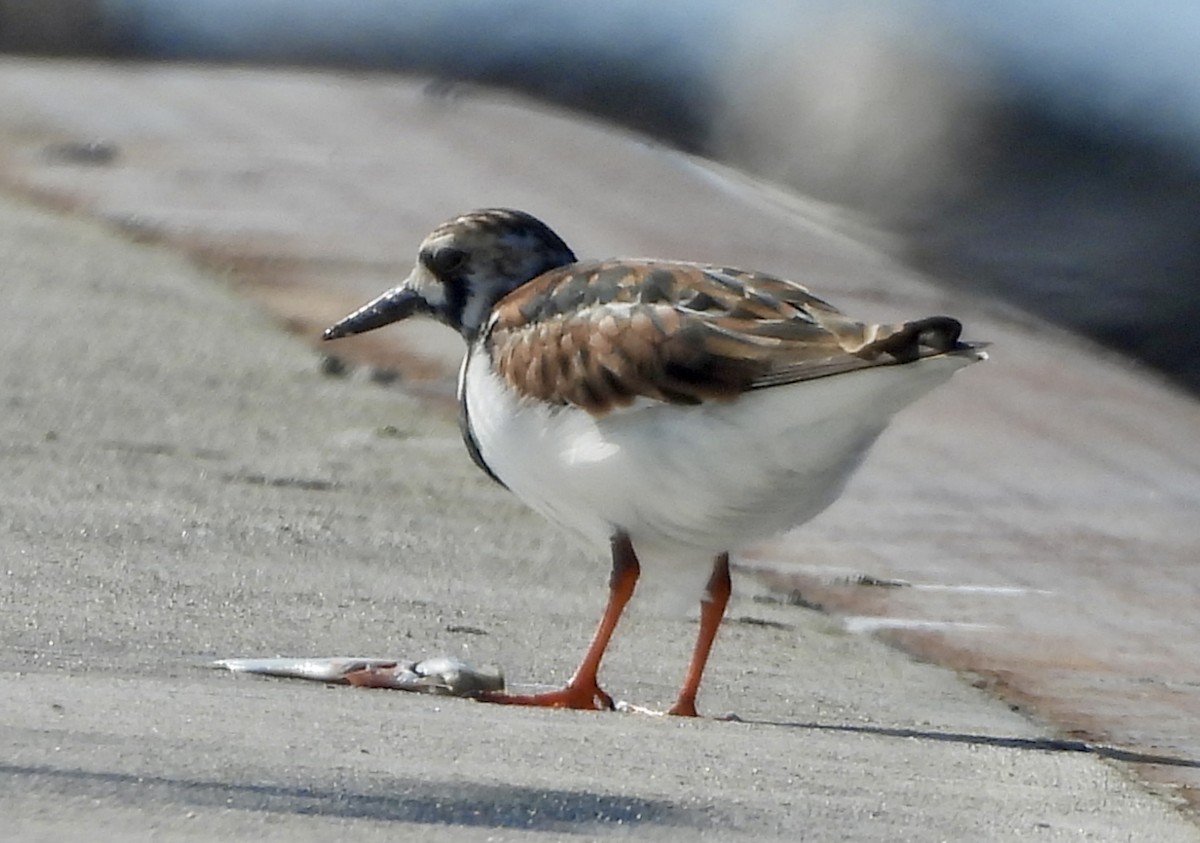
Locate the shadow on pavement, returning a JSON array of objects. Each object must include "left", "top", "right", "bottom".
[
  {"left": 743, "top": 720, "right": 1200, "bottom": 769},
  {"left": 0, "top": 763, "right": 713, "bottom": 830}
]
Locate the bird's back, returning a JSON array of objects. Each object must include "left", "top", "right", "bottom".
[{"left": 484, "top": 258, "right": 979, "bottom": 417}]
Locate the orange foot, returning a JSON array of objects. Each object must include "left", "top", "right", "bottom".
[
  {"left": 475, "top": 680, "right": 614, "bottom": 711},
  {"left": 666, "top": 698, "right": 700, "bottom": 718}
]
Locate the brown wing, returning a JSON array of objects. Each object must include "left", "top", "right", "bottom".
[{"left": 486, "top": 260, "right": 967, "bottom": 415}]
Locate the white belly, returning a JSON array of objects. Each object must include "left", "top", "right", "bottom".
[{"left": 462, "top": 345, "right": 971, "bottom": 562}]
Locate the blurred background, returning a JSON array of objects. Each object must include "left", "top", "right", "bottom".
[{"left": 3, "top": 0, "right": 1199, "bottom": 390}]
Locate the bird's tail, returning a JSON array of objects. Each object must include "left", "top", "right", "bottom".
[{"left": 855, "top": 316, "right": 988, "bottom": 364}]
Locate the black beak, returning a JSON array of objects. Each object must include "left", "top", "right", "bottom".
[{"left": 323, "top": 285, "right": 422, "bottom": 340}]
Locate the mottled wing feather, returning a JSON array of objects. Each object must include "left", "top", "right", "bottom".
[{"left": 487, "top": 260, "right": 965, "bottom": 415}]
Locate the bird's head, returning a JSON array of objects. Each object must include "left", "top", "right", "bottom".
[{"left": 323, "top": 208, "right": 577, "bottom": 343}]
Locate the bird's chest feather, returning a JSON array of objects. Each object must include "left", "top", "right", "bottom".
[{"left": 459, "top": 344, "right": 637, "bottom": 548}]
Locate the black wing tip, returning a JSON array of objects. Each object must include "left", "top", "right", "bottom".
[
  {"left": 863, "top": 316, "right": 987, "bottom": 364},
  {"left": 898, "top": 316, "right": 991, "bottom": 358},
  {"left": 910, "top": 316, "right": 962, "bottom": 351}
]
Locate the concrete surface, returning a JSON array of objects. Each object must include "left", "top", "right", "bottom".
[
  {"left": 3, "top": 58, "right": 1200, "bottom": 840},
  {"left": 2, "top": 57, "right": 1200, "bottom": 806},
  {"left": 2, "top": 188, "right": 1196, "bottom": 841}
]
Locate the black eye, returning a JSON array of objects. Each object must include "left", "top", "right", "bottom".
[{"left": 430, "top": 247, "right": 468, "bottom": 275}]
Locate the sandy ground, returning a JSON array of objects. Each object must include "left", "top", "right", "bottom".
[{"left": 0, "top": 158, "right": 1197, "bottom": 842}]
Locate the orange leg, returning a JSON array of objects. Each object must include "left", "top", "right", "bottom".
[
  {"left": 667, "top": 553, "right": 731, "bottom": 717},
  {"left": 476, "top": 533, "right": 640, "bottom": 711}
]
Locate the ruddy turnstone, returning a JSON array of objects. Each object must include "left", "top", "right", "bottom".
[{"left": 324, "top": 208, "right": 985, "bottom": 716}]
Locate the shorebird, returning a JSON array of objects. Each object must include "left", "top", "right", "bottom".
[{"left": 324, "top": 208, "right": 985, "bottom": 716}]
